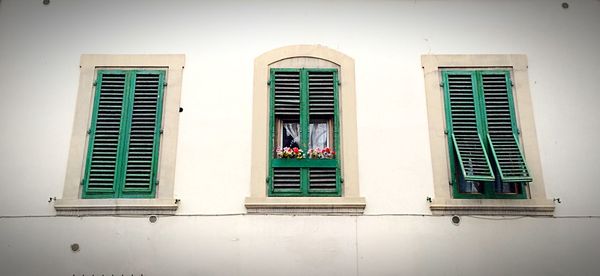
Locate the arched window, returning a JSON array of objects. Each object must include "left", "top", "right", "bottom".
[{"left": 246, "top": 45, "right": 365, "bottom": 214}]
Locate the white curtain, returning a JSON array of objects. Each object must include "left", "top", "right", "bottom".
[{"left": 309, "top": 122, "right": 328, "bottom": 149}]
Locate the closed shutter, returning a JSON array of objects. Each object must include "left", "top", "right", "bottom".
[
  {"left": 272, "top": 168, "right": 301, "bottom": 190},
  {"left": 84, "top": 72, "right": 127, "bottom": 196},
  {"left": 273, "top": 70, "right": 301, "bottom": 116},
  {"left": 480, "top": 72, "right": 531, "bottom": 182},
  {"left": 122, "top": 72, "right": 164, "bottom": 194},
  {"left": 83, "top": 70, "right": 164, "bottom": 198},
  {"left": 444, "top": 72, "right": 495, "bottom": 181},
  {"left": 308, "top": 71, "right": 335, "bottom": 116},
  {"left": 308, "top": 168, "right": 337, "bottom": 191},
  {"left": 307, "top": 70, "right": 339, "bottom": 192}
]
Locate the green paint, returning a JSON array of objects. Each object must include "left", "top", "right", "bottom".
[
  {"left": 269, "top": 68, "right": 341, "bottom": 197},
  {"left": 83, "top": 70, "right": 165, "bottom": 199},
  {"left": 480, "top": 71, "right": 531, "bottom": 183},
  {"left": 442, "top": 69, "right": 529, "bottom": 199}
]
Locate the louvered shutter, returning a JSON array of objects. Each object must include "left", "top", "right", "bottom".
[
  {"left": 308, "top": 71, "right": 335, "bottom": 116},
  {"left": 445, "top": 72, "right": 495, "bottom": 181},
  {"left": 480, "top": 72, "right": 531, "bottom": 182},
  {"left": 273, "top": 71, "right": 301, "bottom": 116},
  {"left": 122, "top": 72, "right": 164, "bottom": 195},
  {"left": 308, "top": 168, "right": 337, "bottom": 191},
  {"left": 83, "top": 72, "right": 127, "bottom": 196},
  {"left": 307, "top": 70, "right": 338, "bottom": 193},
  {"left": 269, "top": 68, "right": 341, "bottom": 196},
  {"left": 272, "top": 168, "right": 301, "bottom": 190}
]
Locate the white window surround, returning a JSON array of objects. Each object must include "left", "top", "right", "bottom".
[
  {"left": 422, "top": 54, "right": 554, "bottom": 216},
  {"left": 245, "top": 45, "right": 366, "bottom": 214},
  {"left": 54, "top": 54, "right": 185, "bottom": 216}
]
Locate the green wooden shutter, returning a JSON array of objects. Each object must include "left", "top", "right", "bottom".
[
  {"left": 274, "top": 70, "right": 301, "bottom": 116},
  {"left": 270, "top": 70, "right": 302, "bottom": 192},
  {"left": 444, "top": 71, "right": 495, "bottom": 181},
  {"left": 269, "top": 68, "right": 341, "bottom": 196},
  {"left": 272, "top": 167, "right": 302, "bottom": 190},
  {"left": 307, "top": 70, "right": 339, "bottom": 193},
  {"left": 308, "top": 71, "right": 335, "bottom": 115},
  {"left": 83, "top": 71, "right": 128, "bottom": 197},
  {"left": 83, "top": 70, "right": 164, "bottom": 199},
  {"left": 480, "top": 72, "right": 531, "bottom": 182},
  {"left": 121, "top": 71, "right": 165, "bottom": 197},
  {"left": 308, "top": 168, "right": 337, "bottom": 191}
]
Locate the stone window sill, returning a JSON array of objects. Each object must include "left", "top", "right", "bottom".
[
  {"left": 245, "top": 197, "right": 366, "bottom": 215},
  {"left": 54, "top": 198, "right": 178, "bottom": 216},
  {"left": 430, "top": 198, "right": 555, "bottom": 216}
]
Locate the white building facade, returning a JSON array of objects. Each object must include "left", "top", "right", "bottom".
[{"left": 1, "top": 0, "right": 599, "bottom": 275}]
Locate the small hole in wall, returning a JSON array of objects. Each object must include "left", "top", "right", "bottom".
[
  {"left": 451, "top": 215, "right": 461, "bottom": 225},
  {"left": 70, "top": 243, "right": 80, "bottom": 252},
  {"left": 43, "top": 0, "right": 50, "bottom": 5},
  {"left": 149, "top": 215, "right": 158, "bottom": 223},
  {"left": 562, "top": 2, "right": 569, "bottom": 9}
]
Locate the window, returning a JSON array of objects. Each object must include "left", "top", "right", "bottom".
[
  {"left": 269, "top": 68, "right": 340, "bottom": 196},
  {"left": 443, "top": 70, "right": 529, "bottom": 199},
  {"left": 55, "top": 55, "right": 184, "bottom": 215},
  {"left": 83, "top": 70, "right": 165, "bottom": 199},
  {"left": 422, "top": 55, "right": 554, "bottom": 216},
  {"left": 245, "top": 45, "right": 365, "bottom": 214}
]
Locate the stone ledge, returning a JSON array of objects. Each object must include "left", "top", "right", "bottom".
[
  {"left": 245, "top": 197, "right": 366, "bottom": 215},
  {"left": 430, "top": 198, "right": 555, "bottom": 216},
  {"left": 54, "top": 198, "right": 178, "bottom": 216}
]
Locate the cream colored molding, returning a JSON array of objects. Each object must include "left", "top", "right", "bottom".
[
  {"left": 246, "top": 45, "right": 364, "bottom": 214},
  {"left": 421, "top": 54, "right": 554, "bottom": 216},
  {"left": 54, "top": 199, "right": 178, "bottom": 216},
  {"left": 56, "top": 54, "right": 185, "bottom": 215},
  {"left": 245, "top": 197, "right": 366, "bottom": 215}
]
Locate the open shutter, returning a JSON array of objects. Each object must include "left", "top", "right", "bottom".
[
  {"left": 445, "top": 72, "right": 495, "bottom": 181},
  {"left": 122, "top": 71, "right": 164, "bottom": 196},
  {"left": 83, "top": 72, "right": 127, "bottom": 196},
  {"left": 273, "top": 70, "right": 301, "bottom": 116},
  {"left": 481, "top": 72, "right": 531, "bottom": 182},
  {"left": 308, "top": 71, "right": 335, "bottom": 115}
]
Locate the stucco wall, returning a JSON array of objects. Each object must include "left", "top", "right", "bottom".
[{"left": 0, "top": 0, "right": 599, "bottom": 275}]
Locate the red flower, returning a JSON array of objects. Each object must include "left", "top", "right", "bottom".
[
  {"left": 293, "top": 147, "right": 299, "bottom": 153},
  {"left": 324, "top": 147, "right": 331, "bottom": 153}
]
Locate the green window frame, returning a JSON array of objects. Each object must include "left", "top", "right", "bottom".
[
  {"left": 268, "top": 68, "right": 341, "bottom": 196},
  {"left": 442, "top": 70, "right": 531, "bottom": 199},
  {"left": 82, "top": 69, "right": 165, "bottom": 199}
]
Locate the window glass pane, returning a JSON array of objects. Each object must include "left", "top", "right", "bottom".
[
  {"left": 459, "top": 180, "right": 484, "bottom": 194},
  {"left": 455, "top": 153, "right": 484, "bottom": 194},
  {"left": 495, "top": 181, "right": 518, "bottom": 194},
  {"left": 281, "top": 121, "right": 300, "bottom": 148},
  {"left": 309, "top": 121, "right": 329, "bottom": 149}
]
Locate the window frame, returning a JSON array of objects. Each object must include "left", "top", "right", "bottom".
[
  {"left": 54, "top": 54, "right": 184, "bottom": 215},
  {"left": 268, "top": 68, "right": 341, "bottom": 197},
  {"left": 422, "top": 54, "right": 554, "bottom": 216},
  {"left": 246, "top": 45, "right": 365, "bottom": 214}
]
